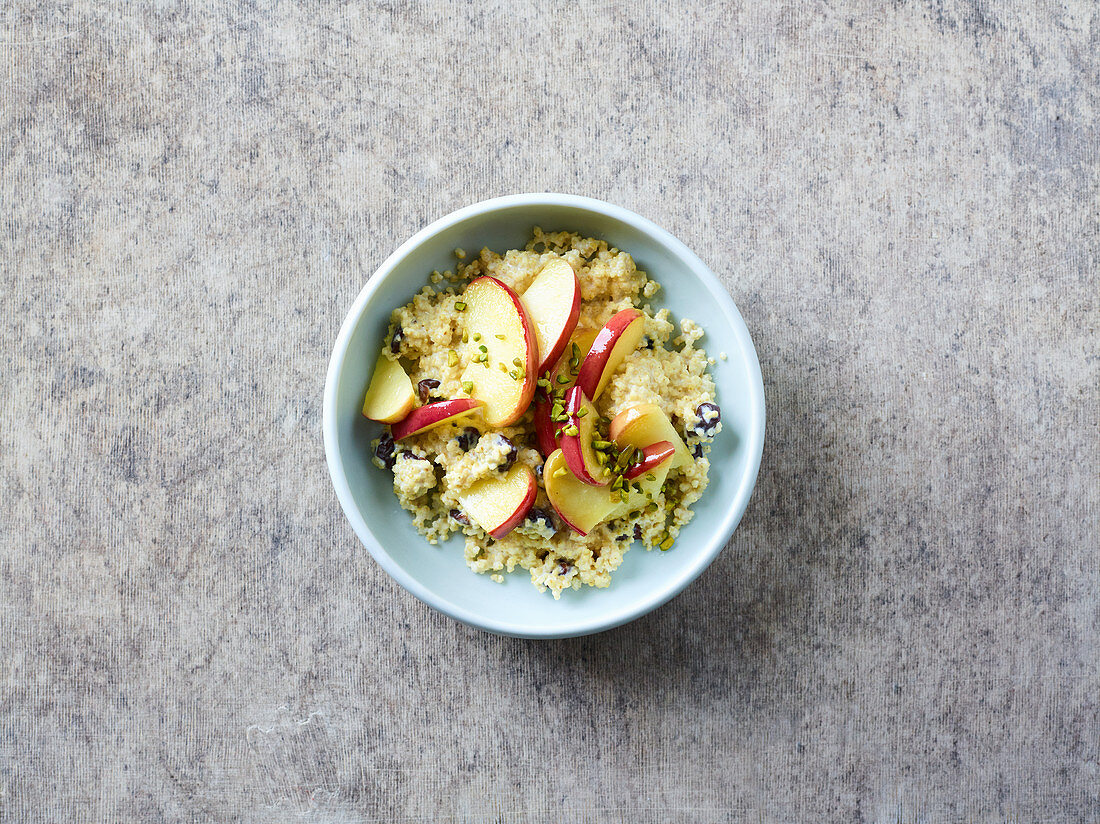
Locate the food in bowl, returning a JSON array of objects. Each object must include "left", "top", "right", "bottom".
[{"left": 361, "top": 228, "right": 722, "bottom": 598}]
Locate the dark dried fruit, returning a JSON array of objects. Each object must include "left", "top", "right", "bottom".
[
  {"left": 534, "top": 463, "right": 544, "bottom": 480},
  {"left": 454, "top": 427, "right": 479, "bottom": 452},
  {"left": 389, "top": 326, "right": 405, "bottom": 354},
  {"left": 691, "top": 402, "right": 721, "bottom": 438},
  {"left": 642, "top": 335, "right": 656, "bottom": 349},
  {"left": 526, "top": 507, "right": 555, "bottom": 532},
  {"left": 558, "top": 560, "right": 572, "bottom": 575},
  {"left": 400, "top": 449, "right": 417, "bottom": 460},
  {"left": 496, "top": 435, "right": 518, "bottom": 471},
  {"left": 693, "top": 443, "right": 704, "bottom": 459},
  {"left": 375, "top": 432, "right": 396, "bottom": 469},
  {"left": 417, "top": 378, "right": 441, "bottom": 404},
  {"left": 633, "top": 524, "right": 643, "bottom": 541},
  {"left": 449, "top": 509, "right": 470, "bottom": 526}
]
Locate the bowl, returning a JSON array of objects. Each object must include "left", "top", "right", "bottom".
[{"left": 323, "top": 194, "right": 765, "bottom": 638}]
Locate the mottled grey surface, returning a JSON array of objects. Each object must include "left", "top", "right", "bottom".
[{"left": 1, "top": 1, "right": 1098, "bottom": 821}]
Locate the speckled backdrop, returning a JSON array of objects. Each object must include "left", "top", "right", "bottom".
[{"left": 1, "top": 1, "right": 1098, "bottom": 821}]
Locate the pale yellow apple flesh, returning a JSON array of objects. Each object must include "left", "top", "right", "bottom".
[
  {"left": 543, "top": 449, "right": 621, "bottom": 536},
  {"left": 460, "top": 276, "right": 538, "bottom": 427},
  {"left": 609, "top": 403, "right": 693, "bottom": 469},
  {"left": 550, "top": 327, "right": 598, "bottom": 387},
  {"left": 362, "top": 350, "right": 416, "bottom": 423},
  {"left": 609, "top": 450, "right": 673, "bottom": 520},
  {"left": 520, "top": 258, "right": 581, "bottom": 373},
  {"left": 457, "top": 463, "right": 538, "bottom": 539}
]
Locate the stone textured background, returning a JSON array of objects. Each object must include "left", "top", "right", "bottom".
[{"left": 2, "top": 1, "right": 1098, "bottom": 821}]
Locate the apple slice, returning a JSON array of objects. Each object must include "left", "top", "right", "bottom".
[
  {"left": 390, "top": 398, "right": 483, "bottom": 441},
  {"left": 622, "top": 441, "right": 675, "bottom": 481},
  {"left": 543, "top": 449, "right": 620, "bottom": 536},
  {"left": 459, "top": 276, "right": 538, "bottom": 427},
  {"left": 521, "top": 258, "right": 581, "bottom": 374},
  {"left": 609, "top": 403, "right": 693, "bottom": 469},
  {"left": 575, "top": 308, "right": 645, "bottom": 400},
  {"left": 548, "top": 327, "right": 599, "bottom": 391},
  {"left": 559, "top": 386, "right": 607, "bottom": 486},
  {"left": 457, "top": 463, "right": 537, "bottom": 539},
  {"left": 362, "top": 350, "right": 415, "bottom": 423},
  {"left": 533, "top": 391, "right": 558, "bottom": 458}
]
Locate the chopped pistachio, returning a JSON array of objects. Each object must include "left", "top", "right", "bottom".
[
  {"left": 447, "top": 349, "right": 459, "bottom": 367},
  {"left": 499, "top": 363, "right": 508, "bottom": 372},
  {"left": 462, "top": 380, "right": 473, "bottom": 394},
  {"left": 473, "top": 333, "right": 482, "bottom": 342},
  {"left": 454, "top": 301, "right": 467, "bottom": 311},
  {"left": 660, "top": 536, "right": 675, "bottom": 551},
  {"left": 556, "top": 375, "right": 571, "bottom": 385},
  {"left": 563, "top": 424, "right": 579, "bottom": 437},
  {"left": 495, "top": 334, "right": 506, "bottom": 340},
  {"left": 513, "top": 357, "right": 523, "bottom": 367},
  {"left": 478, "top": 344, "right": 488, "bottom": 353}
]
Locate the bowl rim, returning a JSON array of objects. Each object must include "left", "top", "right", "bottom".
[{"left": 323, "top": 193, "right": 765, "bottom": 639}]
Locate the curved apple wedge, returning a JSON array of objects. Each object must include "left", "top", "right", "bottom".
[
  {"left": 609, "top": 403, "right": 693, "bottom": 469},
  {"left": 390, "top": 398, "right": 483, "bottom": 441},
  {"left": 521, "top": 258, "right": 581, "bottom": 374},
  {"left": 457, "top": 463, "right": 537, "bottom": 540},
  {"left": 543, "top": 450, "right": 620, "bottom": 536},
  {"left": 459, "top": 276, "right": 538, "bottom": 427},
  {"left": 362, "top": 350, "right": 416, "bottom": 424},
  {"left": 622, "top": 441, "right": 676, "bottom": 480},
  {"left": 559, "top": 386, "right": 607, "bottom": 486},
  {"left": 575, "top": 308, "right": 645, "bottom": 400}
]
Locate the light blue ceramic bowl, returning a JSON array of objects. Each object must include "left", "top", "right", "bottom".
[{"left": 323, "top": 194, "right": 765, "bottom": 638}]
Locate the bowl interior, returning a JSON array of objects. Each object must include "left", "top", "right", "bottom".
[{"left": 326, "top": 198, "right": 763, "bottom": 637}]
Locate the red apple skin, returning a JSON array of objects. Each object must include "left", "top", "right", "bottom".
[
  {"left": 522, "top": 259, "right": 582, "bottom": 374},
  {"left": 488, "top": 465, "right": 538, "bottom": 539},
  {"left": 533, "top": 391, "right": 558, "bottom": 458},
  {"left": 390, "top": 398, "right": 484, "bottom": 441},
  {"left": 622, "top": 441, "right": 675, "bottom": 480},
  {"left": 559, "top": 386, "right": 607, "bottom": 486},
  {"left": 461, "top": 276, "right": 539, "bottom": 427},
  {"left": 574, "top": 308, "right": 645, "bottom": 400}
]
